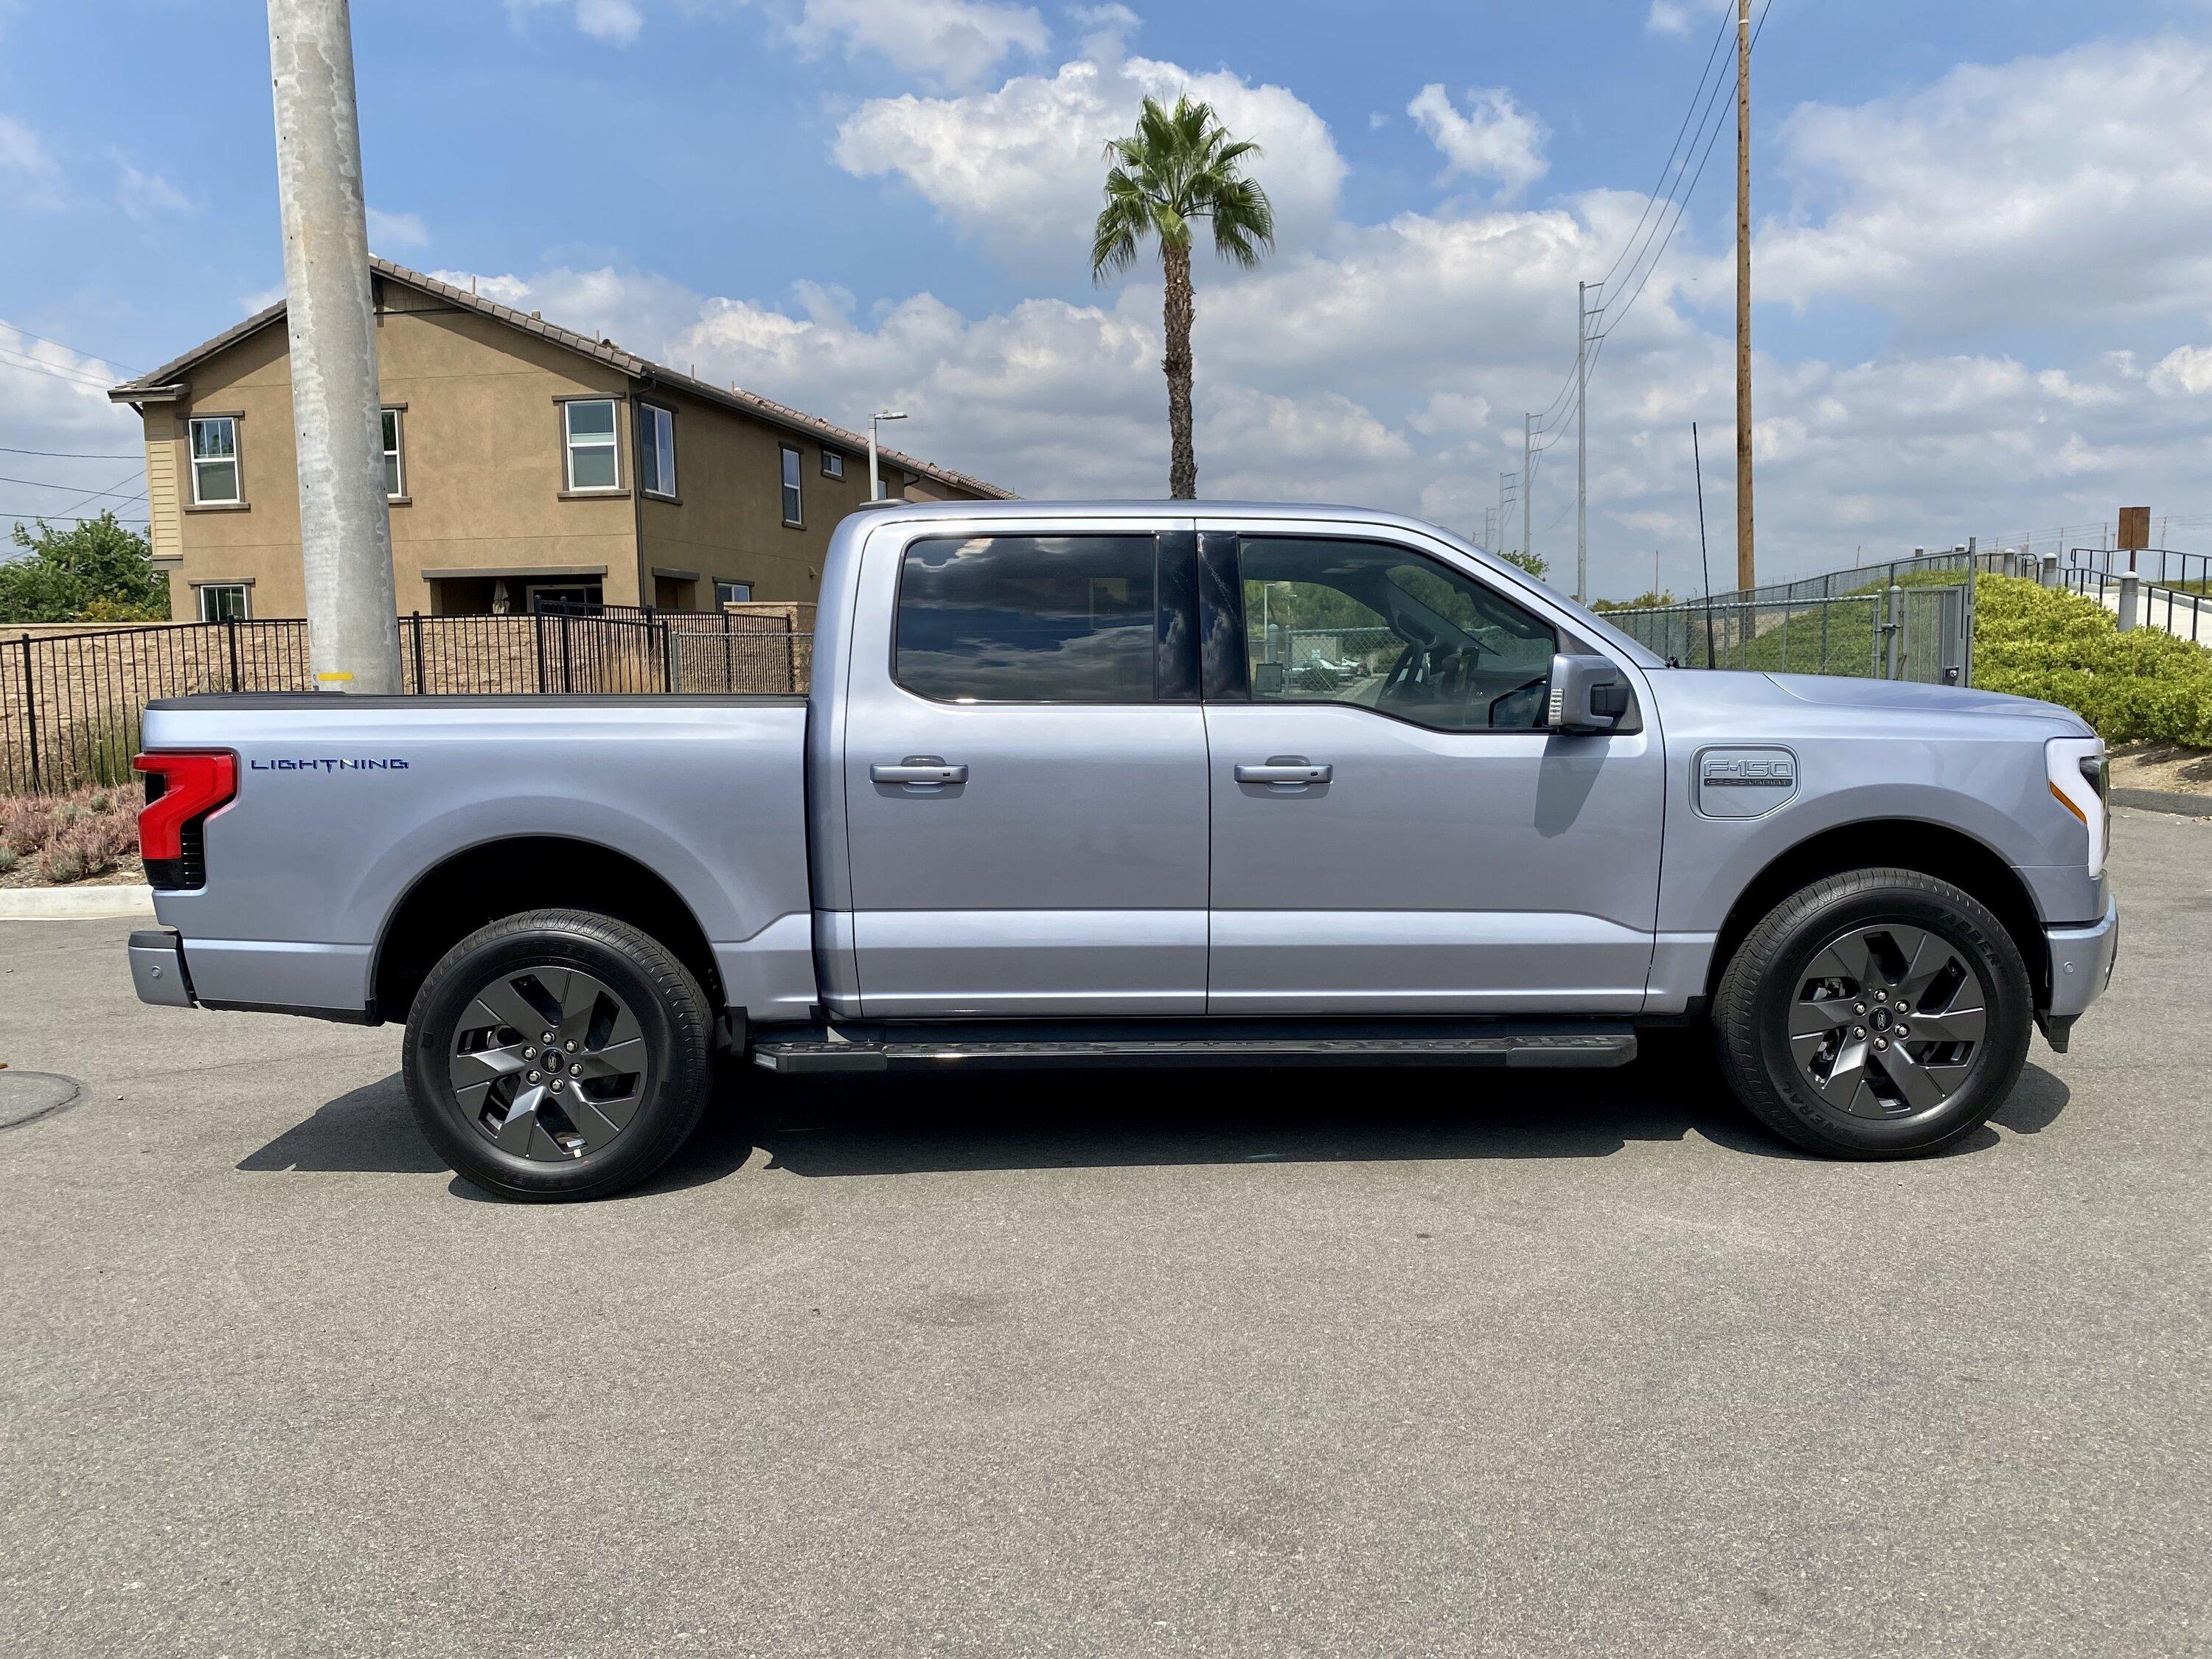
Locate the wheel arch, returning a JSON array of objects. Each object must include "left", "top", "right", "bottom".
[
  {"left": 1703, "top": 820, "right": 2048, "bottom": 1008},
  {"left": 372, "top": 835, "right": 721, "bottom": 1024}
]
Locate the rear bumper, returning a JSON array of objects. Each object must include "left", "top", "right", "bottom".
[
  {"left": 2044, "top": 896, "right": 2119, "bottom": 1020},
  {"left": 128, "top": 928, "right": 195, "bottom": 1008}
]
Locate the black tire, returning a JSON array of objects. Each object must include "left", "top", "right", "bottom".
[
  {"left": 1712, "top": 869, "right": 2032, "bottom": 1159},
  {"left": 402, "top": 908, "right": 714, "bottom": 1201}
]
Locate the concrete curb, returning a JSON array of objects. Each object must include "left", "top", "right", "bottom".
[
  {"left": 2114, "top": 787, "right": 2212, "bottom": 819},
  {"left": 0, "top": 883, "right": 155, "bottom": 920}
]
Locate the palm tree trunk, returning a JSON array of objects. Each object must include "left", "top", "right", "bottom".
[{"left": 1161, "top": 238, "right": 1197, "bottom": 499}]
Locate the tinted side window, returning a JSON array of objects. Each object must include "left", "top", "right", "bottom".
[
  {"left": 896, "top": 534, "right": 1158, "bottom": 703},
  {"left": 1239, "top": 536, "right": 1557, "bottom": 731}
]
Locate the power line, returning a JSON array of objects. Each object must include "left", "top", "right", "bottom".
[
  {"left": 0, "top": 471, "right": 145, "bottom": 501},
  {"left": 0, "top": 443, "right": 142, "bottom": 460},
  {"left": 0, "top": 319, "right": 139, "bottom": 375},
  {"left": 0, "top": 346, "right": 119, "bottom": 392},
  {"left": 1597, "top": 0, "right": 1775, "bottom": 348},
  {"left": 1, "top": 508, "right": 149, "bottom": 525},
  {"left": 1596, "top": 3, "right": 1738, "bottom": 293}
]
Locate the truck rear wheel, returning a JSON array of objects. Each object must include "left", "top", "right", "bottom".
[
  {"left": 401, "top": 908, "right": 714, "bottom": 1201},
  {"left": 1712, "top": 869, "right": 2032, "bottom": 1159}
]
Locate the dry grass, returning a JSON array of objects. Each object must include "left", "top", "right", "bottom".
[{"left": 0, "top": 785, "right": 142, "bottom": 887}]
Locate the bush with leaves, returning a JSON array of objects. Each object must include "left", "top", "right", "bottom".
[
  {"left": 1971, "top": 574, "right": 2212, "bottom": 745},
  {"left": 0, "top": 511, "right": 168, "bottom": 623}
]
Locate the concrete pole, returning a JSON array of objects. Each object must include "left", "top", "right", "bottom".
[
  {"left": 1576, "top": 279, "right": 1589, "bottom": 604},
  {"left": 268, "top": 0, "right": 398, "bottom": 692},
  {"left": 1734, "top": 0, "right": 1756, "bottom": 592},
  {"left": 1523, "top": 414, "right": 1534, "bottom": 571}
]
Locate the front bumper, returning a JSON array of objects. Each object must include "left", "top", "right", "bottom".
[
  {"left": 2043, "top": 895, "right": 2119, "bottom": 1021},
  {"left": 128, "top": 928, "right": 195, "bottom": 1008}
]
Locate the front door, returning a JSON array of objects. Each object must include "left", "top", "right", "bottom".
[
  {"left": 840, "top": 521, "right": 1209, "bottom": 1018},
  {"left": 1200, "top": 523, "right": 1665, "bottom": 1015}
]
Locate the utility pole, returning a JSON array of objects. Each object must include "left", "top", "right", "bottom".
[
  {"left": 1734, "top": 0, "right": 1756, "bottom": 591},
  {"left": 1523, "top": 414, "right": 1534, "bottom": 570},
  {"left": 869, "top": 409, "right": 908, "bottom": 500},
  {"left": 1576, "top": 279, "right": 1593, "bottom": 604},
  {"left": 1498, "top": 470, "right": 1519, "bottom": 558},
  {"left": 268, "top": 0, "right": 399, "bottom": 692}
]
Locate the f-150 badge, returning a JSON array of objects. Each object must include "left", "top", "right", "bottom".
[{"left": 1695, "top": 748, "right": 1798, "bottom": 818}]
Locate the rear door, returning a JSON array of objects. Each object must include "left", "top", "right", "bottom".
[
  {"left": 1199, "top": 520, "right": 1665, "bottom": 1014},
  {"left": 838, "top": 518, "right": 1209, "bottom": 1018}
]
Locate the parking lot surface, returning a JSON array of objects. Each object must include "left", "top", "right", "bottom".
[{"left": 2, "top": 809, "right": 2207, "bottom": 1657}]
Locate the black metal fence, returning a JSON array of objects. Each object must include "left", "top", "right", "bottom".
[{"left": 2, "top": 611, "right": 813, "bottom": 796}]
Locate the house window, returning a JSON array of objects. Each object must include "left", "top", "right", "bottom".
[
  {"left": 189, "top": 417, "right": 240, "bottom": 505},
  {"left": 821, "top": 448, "right": 845, "bottom": 480},
  {"left": 197, "top": 582, "right": 250, "bottom": 622},
  {"left": 714, "top": 580, "right": 753, "bottom": 606},
  {"left": 639, "top": 403, "right": 676, "bottom": 498},
  {"left": 779, "top": 444, "right": 801, "bottom": 526},
  {"left": 563, "top": 399, "right": 620, "bottom": 491},
  {"left": 381, "top": 408, "right": 405, "bottom": 498}
]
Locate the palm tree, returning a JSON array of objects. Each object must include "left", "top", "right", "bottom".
[{"left": 1091, "top": 95, "right": 1275, "bottom": 500}]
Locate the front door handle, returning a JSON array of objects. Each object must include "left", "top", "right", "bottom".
[
  {"left": 1235, "top": 759, "right": 1332, "bottom": 787},
  {"left": 872, "top": 758, "right": 969, "bottom": 789}
]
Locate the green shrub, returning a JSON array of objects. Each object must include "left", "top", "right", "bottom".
[{"left": 1972, "top": 574, "right": 2212, "bottom": 745}]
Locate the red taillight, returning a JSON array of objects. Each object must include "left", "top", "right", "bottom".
[{"left": 133, "top": 751, "right": 237, "bottom": 861}]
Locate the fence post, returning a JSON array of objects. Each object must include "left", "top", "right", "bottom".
[
  {"left": 2117, "top": 572, "right": 2140, "bottom": 633},
  {"left": 1818, "top": 597, "right": 1829, "bottom": 673},
  {"left": 559, "top": 611, "right": 574, "bottom": 693},
  {"left": 1885, "top": 584, "right": 1904, "bottom": 678},
  {"left": 534, "top": 610, "right": 547, "bottom": 694},
  {"left": 410, "top": 612, "right": 425, "bottom": 694},
  {"left": 226, "top": 616, "right": 243, "bottom": 691},
  {"left": 18, "top": 636, "right": 40, "bottom": 795}
]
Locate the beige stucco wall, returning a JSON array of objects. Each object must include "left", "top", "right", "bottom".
[{"left": 134, "top": 279, "right": 999, "bottom": 620}]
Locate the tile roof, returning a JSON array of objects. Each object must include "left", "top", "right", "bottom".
[{"left": 110, "top": 255, "right": 1015, "bottom": 501}]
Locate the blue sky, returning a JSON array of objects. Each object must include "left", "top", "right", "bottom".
[{"left": 8, "top": 0, "right": 2212, "bottom": 598}]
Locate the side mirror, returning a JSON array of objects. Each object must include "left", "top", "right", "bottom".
[{"left": 1546, "top": 653, "right": 1632, "bottom": 734}]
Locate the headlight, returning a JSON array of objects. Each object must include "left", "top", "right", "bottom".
[{"left": 2046, "top": 737, "right": 2108, "bottom": 879}]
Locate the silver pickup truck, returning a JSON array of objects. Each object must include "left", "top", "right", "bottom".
[{"left": 127, "top": 501, "right": 2119, "bottom": 1200}]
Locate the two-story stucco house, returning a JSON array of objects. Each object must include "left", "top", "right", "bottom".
[{"left": 107, "top": 257, "right": 1012, "bottom": 620}]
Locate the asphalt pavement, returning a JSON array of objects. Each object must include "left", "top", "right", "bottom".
[{"left": 1, "top": 809, "right": 2207, "bottom": 1656}]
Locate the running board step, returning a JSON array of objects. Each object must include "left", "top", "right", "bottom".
[{"left": 753, "top": 1028, "right": 1637, "bottom": 1075}]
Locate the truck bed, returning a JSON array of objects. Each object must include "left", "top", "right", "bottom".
[{"left": 139, "top": 692, "right": 815, "bottom": 1021}]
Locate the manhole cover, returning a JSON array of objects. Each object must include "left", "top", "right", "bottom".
[{"left": 0, "top": 1071, "right": 80, "bottom": 1130}]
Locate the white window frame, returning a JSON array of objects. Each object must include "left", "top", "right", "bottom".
[
  {"left": 779, "top": 443, "right": 802, "bottom": 527},
  {"left": 821, "top": 448, "right": 845, "bottom": 480},
  {"left": 638, "top": 402, "right": 676, "bottom": 498},
  {"left": 563, "top": 398, "right": 622, "bottom": 493},
  {"left": 196, "top": 582, "right": 251, "bottom": 622},
  {"left": 188, "top": 416, "right": 240, "bottom": 506},
  {"left": 381, "top": 407, "right": 406, "bottom": 500},
  {"left": 714, "top": 579, "right": 754, "bottom": 607}
]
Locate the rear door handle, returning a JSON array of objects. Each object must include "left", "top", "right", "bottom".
[
  {"left": 871, "top": 758, "right": 968, "bottom": 788},
  {"left": 1235, "top": 760, "right": 1332, "bottom": 786}
]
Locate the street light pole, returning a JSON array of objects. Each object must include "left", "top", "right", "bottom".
[
  {"left": 869, "top": 410, "right": 908, "bottom": 501},
  {"left": 267, "top": 0, "right": 398, "bottom": 692}
]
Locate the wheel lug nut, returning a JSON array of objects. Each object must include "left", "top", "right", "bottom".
[
  {"left": 1853, "top": 1003, "right": 1866, "bottom": 1015},
  {"left": 523, "top": 1046, "right": 536, "bottom": 1059},
  {"left": 1852, "top": 1026, "right": 1866, "bottom": 1038},
  {"left": 1874, "top": 1038, "right": 1889, "bottom": 1051},
  {"left": 542, "top": 1032, "right": 554, "bottom": 1043},
  {"left": 550, "top": 1078, "right": 565, "bottom": 1092},
  {"left": 527, "top": 1069, "right": 541, "bottom": 1082},
  {"left": 564, "top": 1040, "right": 577, "bottom": 1053}
]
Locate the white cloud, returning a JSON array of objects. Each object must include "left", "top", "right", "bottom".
[
  {"left": 789, "top": 0, "right": 1048, "bottom": 88},
  {"left": 0, "top": 112, "right": 63, "bottom": 211},
  {"left": 2149, "top": 345, "right": 2212, "bottom": 397},
  {"left": 1646, "top": 0, "right": 1727, "bottom": 39},
  {"left": 507, "top": 0, "right": 642, "bottom": 46},
  {"left": 834, "top": 48, "right": 1346, "bottom": 273},
  {"left": 1407, "top": 85, "right": 1548, "bottom": 200},
  {"left": 1760, "top": 37, "right": 2212, "bottom": 332},
  {"left": 366, "top": 207, "right": 429, "bottom": 251},
  {"left": 116, "top": 161, "right": 192, "bottom": 220},
  {"left": 0, "top": 321, "right": 147, "bottom": 538}
]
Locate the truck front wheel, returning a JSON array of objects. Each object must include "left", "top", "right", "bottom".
[
  {"left": 401, "top": 908, "right": 714, "bottom": 1200},
  {"left": 1712, "top": 869, "right": 2032, "bottom": 1159}
]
